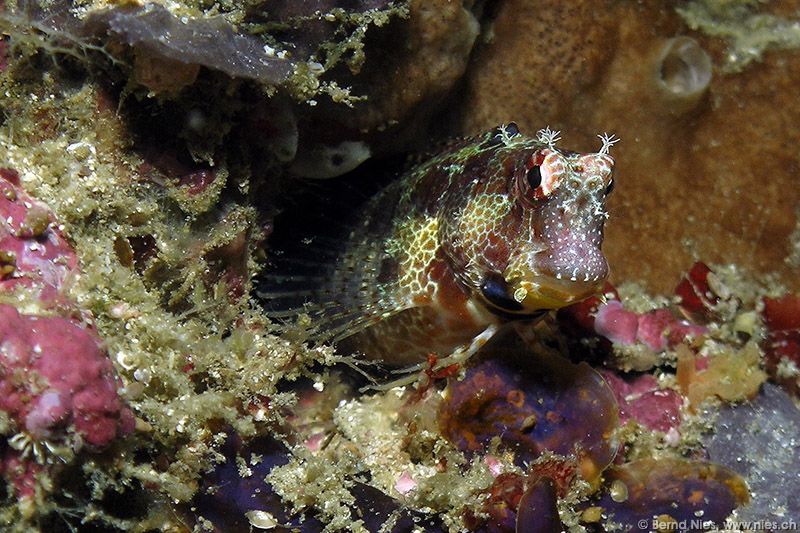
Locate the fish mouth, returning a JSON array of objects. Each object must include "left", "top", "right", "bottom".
[
  {"left": 479, "top": 270, "right": 604, "bottom": 316},
  {"left": 508, "top": 276, "right": 604, "bottom": 310}
]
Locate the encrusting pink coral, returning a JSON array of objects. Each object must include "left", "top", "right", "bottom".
[
  {"left": 558, "top": 280, "right": 706, "bottom": 356},
  {"left": 594, "top": 300, "right": 706, "bottom": 352},
  {"left": 599, "top": 370, "right": 682, "bottom": 433}
]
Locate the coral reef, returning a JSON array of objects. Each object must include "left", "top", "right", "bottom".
[
  {"left": 461, "top": 0, "right": 800, "bottom": 293},
  {"left": 557, "top": 279, "right": 707, "bottom": 372},
  {"left": 0, "top": 0, "right": 797, "bottom": 531}
]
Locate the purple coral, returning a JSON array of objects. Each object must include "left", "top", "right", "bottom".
[
  {"left": 438, "top": 336, "right": 618, "bottom": 480},
  {"left": 586, "top": 458, "right": 748, "bottom": 531}
]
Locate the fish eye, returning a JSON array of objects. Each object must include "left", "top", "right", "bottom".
[
  {"left": 480, "top": 273, "right": 524, "bottom": 313},
  {"left": 526, "top": 164, "right": 542, "bottom": 190}
]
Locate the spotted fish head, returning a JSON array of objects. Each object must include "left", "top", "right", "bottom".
[{"left": 442, "top": 126, "right": 616, "bottom": 317}]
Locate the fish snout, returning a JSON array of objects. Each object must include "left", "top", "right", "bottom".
[{"left": 507, "top": 245, "right": 608, "bottom": 310}]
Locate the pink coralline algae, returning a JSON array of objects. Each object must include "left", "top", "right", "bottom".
[
  {"left": 599, "top": 370, "right": 682, "bottom": 433},
  {"left": 0, "top": 169, "right": 134, "bottom": 502},
  {"left": 558, "top": 281, "right": 706, "bottom": 356},
  {"left": 594, "top": 300, "right": 706, "bottom": 352},
  {"left": 0, "top": 168, "right": 79, "bottom": 303},
  {"left": 0, "top": 304, "right": 135, "bottom": 451}
]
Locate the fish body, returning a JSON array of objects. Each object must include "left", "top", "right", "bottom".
[{"left": 263, "top": 125, "right": 616, "bottom": 366}]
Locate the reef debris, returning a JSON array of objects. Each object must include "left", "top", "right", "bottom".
[
  {"left": 676, "top": 341, "right": 766, "bottom": 407},
  {"left": 192, "top": 433, "right": 324, "bottom": 532},
  {"left": 194, "top": 428, "right": 449, "bottom": 532}
]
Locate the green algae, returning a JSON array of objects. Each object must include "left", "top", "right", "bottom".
[{"left": 0, "top": 52, "right": 325, "bottom": 530}]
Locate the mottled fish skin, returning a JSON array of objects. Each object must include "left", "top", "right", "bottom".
[{"left": 261, "top": 125, "right": 616, "bottom": 366}]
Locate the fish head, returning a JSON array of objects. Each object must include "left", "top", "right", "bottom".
[{"left": 448, "top": 128, "right": 616, "bottom": 317}]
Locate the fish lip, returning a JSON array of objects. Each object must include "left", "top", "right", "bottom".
[
  {"left": 477, "top": 272, "right": 555, "bottom": 319},
  {"left": 512, "top": 276, "right": 605, "bottom": 309}
]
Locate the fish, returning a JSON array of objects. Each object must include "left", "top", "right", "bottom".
[{"left": 259, "top": 124, "right": 617, "bottom": 380}]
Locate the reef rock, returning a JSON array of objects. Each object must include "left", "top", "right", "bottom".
[
  {"left": 291, "top": 0, "right": 480, "bottom": 173},
  {"left": 461, "top": 0, "right": 800, "bottom": 292},
  {"left": 706, "top": 383, "right": 800, "bottom": 521}
]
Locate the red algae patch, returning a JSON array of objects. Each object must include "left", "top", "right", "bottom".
[
  {"left": 0, "top": 168, "right": 78, "bottom": 302},
  {"left": 0, "top": 304, "right": 135, "bottom": 451},
  {"left": 761, "top": 294, "right": 800, "bottom": 395}
]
